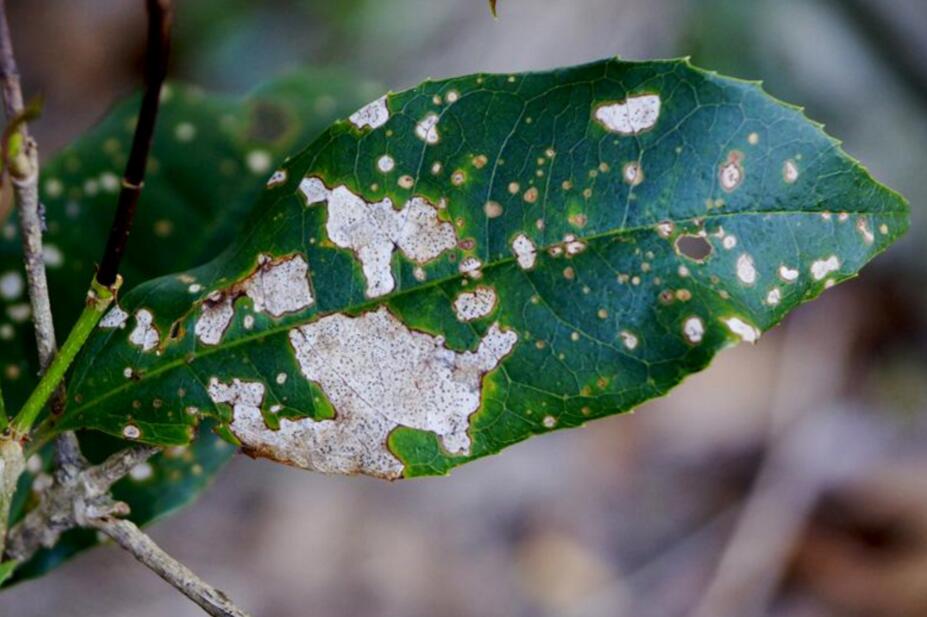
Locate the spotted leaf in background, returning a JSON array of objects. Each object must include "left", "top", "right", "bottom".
[
  {"left": 1, "top": 69, "right": 381, "bottom": 584},
  {"left": 56, "top": 58, "right": 907, "bottom": 481}
]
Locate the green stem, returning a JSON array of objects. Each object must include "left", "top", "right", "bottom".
[{"left": 9, "top": 277, "right": 119, "bottom": 438}]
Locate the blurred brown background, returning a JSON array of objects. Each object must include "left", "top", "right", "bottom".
[{"left": 2, "top": 0, "right": 927, "bottom": 616}]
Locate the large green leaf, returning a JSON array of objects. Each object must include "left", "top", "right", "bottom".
[
  {"left": 57, "top": 58, "right": 908, "bottom": 480},
  {"left": 2, "top": 69, "right": 381, "bottom": 583}
]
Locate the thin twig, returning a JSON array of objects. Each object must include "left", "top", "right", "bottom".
[
  {"left": 90, "top": 518, "right": 252, "bottom": 617},
  {"left": 96, "top": 0, "right": 172, "bottom": 287},
  {"left": 0, "top": 0, "right": 57, "bottom": 370}
]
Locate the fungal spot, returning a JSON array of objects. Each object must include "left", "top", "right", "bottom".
[
  {"left": 856, "top": 217, "right": 875, "bottom": 244},
  {"left": 246, "top": 150, "right": 272, "bottom": 175},
  {"left": 656, "top": 221, "right": 674, "bottom": 238},
  {"left": 719, "top": 151, "right": 745, "bottom": 192},
  {"left": 129, "top": 309, "right": 160, "bottom": 352},
  {"left": 619, "top": 330, "right": 638, "bottom": 350},
  {"left": 266, "top": 169, "right": 287, "bottom": 188},
  {"left": 723, "top": 317, "right": 761, "bottom": 343},
  {"left": 0, "top": 271, "right": 23, "bottom": 300},
  {"left": 683, "top": 316, "right": 705, "bottom": 344},
  {"left": 188, "top": 284, "right": 202, "bottom": 293},
  {"left": 766, "top": 287, "right": 782, "bottom": 306},
  {"left": 243, "top": 315, "right": 255, "bottom": 330},
  {"left": 276, "top": 372, "right": 288, "bottom": 385},
  {"left": 431, "top": 162, "right": 443, "bottom": 175},
  {"left": 472, "top": 154, "right": 488, "bottom": 169},
  {"left": 302, "top": 179, "right": 457, "bottom": 297},
  {"left": 415, "top": 113, "right": 440, "bottom": 145},
  {"left": 451, "top": 170, "right": 466, "bottom": 186},
  {"left": 810, "top": 255, "right": 840, "bottom": 281},
  {"left": 484, "top": 201, "right": 503, "bottom": 218},
  {"left": 623, "top": 162, "right": 644, "bottom": 186},
  {"left": 511, "top": 233, "right": 537, "bottom": 270},
  {"left": 99, "top": 305, "right": 129, "bottom": 329},
  {"left": 594, "top": 94, "right": 661, "bottom": 135},
  {"left": 122, "top": 424, "right": 141, "bottom": 440},
  {"left": 459, "top": 257, "right": 483, "bottom": 279},
  {"left": 123, "top": 367, "right": 133, "bottom": 379},
  {"left": 783, "top": 159, "right": 799, "bottom": 184},
  {"left": 523, "top": 187, "right": 539, "bottom": 204},
  {"left": 397, "top": 175, "right": 414, "bottom": 190},
  {"left": 376, "top": 155, "right": 395, "bottom": 173},
  {"left": 453, "top": 286, "right": 497, "bottom": 322},
  {"left": 413, "top": 266, "right": 427, "bottom": 281},
  {"left": 446, "top": 90, "right": 460, "bottom": 103},
  {"left": 216, "top": 308, "right": 517, "bottom": 479},
  {"left": 779, "top": 265, "right": 799, "bottom": 282},
  {"left": 722, "top": 235, "right": 737, "bottom": 250},
  {"left": 675, "top": 235, "right": 712, "bottom": 262},
  {"left": 748, "top": 132, "right": 760, "bottom": 145},
  {"left": 194, "top": 294, "right": 234, "bottom": 346},
  {"left": 736, "top": 253, "right": 757, "bottom": 285},
  {"left": 349, "top": 96, "right": 389, "bottom": 130},
  {"left": 564, "top": 235, "right": 586, "bottom": 255},
  {"left": 508, "top": 181, "right": 520, "bottom": 194},
  {"left": 542, "top": 415, "right": 557, "bottom": 429}
]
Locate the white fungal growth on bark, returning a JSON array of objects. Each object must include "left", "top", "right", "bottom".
[
  {"left": 453, "top": 286, "right": 497, "bottom": 322},
  {"left": 594, "top": 94, "right": 661, "bottom": 135},
  {"left": 300, "top": 178, "right": 457, "bottom": 297},
  {"left": 214, "top": 308, "right": 518, "bottom": 479},
  {"left": 129, "top": 309, "right": 160, "bottom": 352},
  {"left": 511, "top": 233, "right": 537, "bottom": 270},
  {"left": 349, "top": 96, "right": 389, "bottom": 130}
]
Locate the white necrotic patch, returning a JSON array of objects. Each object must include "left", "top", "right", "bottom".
[
  {"left": 194, "top": 294, "right": 234, "bottom": 346},
  {"left": 779, "top": 265, "right": 800, "bottom": 282},
  {"left": 723, "top": 316, "right": 761, "bottom": 343},
  {"left": 377, "top": 155, "right": 395, "bottom": 173},
  {"left": 266, "top": 169, "right": 287, "bottom": 188},
  {"left": 215, "top": 308, "right": 517, "bottom": 479},
  {"left": 736, "top": 253, "right": 757, "bottom": 285},
  {"left": 620, "top": 330, "right": 639, "bottom": 350},
  {"left": 129, "top": 309, "right": 160, "bottom": 351},
  {"left": 453, "top": 286, "right": 497, "bottom": 322},
  {"left": 302, "top": 178, "right": 457, "bottom": 298},
  {"left": 349, "top": 96, "right": 389, "bottom": 130},
  {"left": 243, "top": 254, "right": 315, "bottom": 317},
  {"left": 594, "top": 94, "right": 661, "bottom": 135},
  {"left": 0, "top": 271, "right": 23, "bottom": 300},
  {"left": 511, "top": 233, "right": 537, "bottom": 270},
  {"left": 415, "top": 113, "right": 440, "bottom": 145},
  {"left": 99, "top": 305, "right": 129, "bottom": 329},
  {"left": 783, "top": 159, "right": 800, "bottom": 184},
  {"left": 810, "top": 255, "right": 840, "bottom": 281}
]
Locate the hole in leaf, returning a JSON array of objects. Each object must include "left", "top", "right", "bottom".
[{"left": 675, "top": 235, "right": 712, "bottom": 262}]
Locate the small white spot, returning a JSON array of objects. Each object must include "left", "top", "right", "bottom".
[
  {"left": 246, "top": 150, "right": 272, "bottom": 175},
  {"left": 683, "top": 316, "right": 705, "bottom": 344},
  {"left": 122, "top": 424, "right": 141, "bottom": 439},
  {"left": 174, "top": 122, "right": 196, "bottom": 142},
  {"left": 594, "top": 94, "right": 661, "bottom": 135},
  {"left": 511, "top": 234, "right": 537, "bottom": 270},
  {"left": 276, "top": 372, "right": 288, "bottom": 385},
  {"left": 349, "top": 96, "right": 390, "bottom": 130},
  {"left": 783, "top": 159, "right": 800, "bottom": 184},
  {"left": 299, "top": 177, "right": 329, "bottom": 205},
  {"left": 100, "top": 305, "right": 129, "bottom": 329},
  {"left": 100, "top": 172, "right": 120, "bottom": 193},
  {"left": 459, "top": 257, "right": 483, "bottom": 279},
  {"left": 810, "top": 255, "right": 840, "bottom": 281},
  {"left": 620, "top": 330, "right": 639, "bottom": 350},
  {"left": 243, "top": 315, "right": 255, "bottom": 330},
  {"left": 736, "top": 253, "right": 757, "bottom": 285},
  {"left": 188, "top": 283, "right": 203, "bottom": 293},
  {"left": 453, "top": 286, "right": 497, "bottom": 322},
  {"left": 266, "top": 169, "right": 287, "bottom": 188},
  {"left": 723, "top": 317, "right": 761, "bottom": 343},
  {"left": 856, "top": 218, "right": 875, "bottom": 244},
  {"left": 377, "top": 155, "right": 395, "bottom": 173},
  {"left": 656, "top": 221, "right": 674, "bottom": 238},
  {"left": 722, "top": 235, "right": 737, "bottom": 250},
  {"left": 779, "top": 265, "right": 800, "bottom": 282},
  {"left": 0, "top": 324, "right": 14, "bottom": 340},
  {"left": 766, "top": 287, "right": 782, "bottom": 306},
  {"left": 623, "top": 162, "right": 644, "bottom": 186},
  {"left": 194, "top": 295, "right": 234, "bottom": 346},
  {"left": 719, "top": 153, "right": 744, "bottom": 192},
  {"left": 129, "top": 462, "right": 153, "bottom": 481},
  {"left": 446, "top": 90, "right": 460, "bottom": 104},
  {"left": 542, "top": 415, "right": 557, "bottom": 429},
  {"left": 123, "top": 367, "right": 133, "bottom": 379},
  {"left": 0, "top": 271, "right": 24, "bottom": 300},
  {"left": 415, "top": 113, "right": 440, "bottom": 145},
  {"left": 413, "top": 266, "right": 427, "bottom": 281}
]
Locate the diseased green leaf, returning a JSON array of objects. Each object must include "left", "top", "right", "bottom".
[
  {"left": 57, "top": 58, "right": 908, "bottom": 480},
  {"left": 1, "top": 69, "right": 380, "bottom": 584}
]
